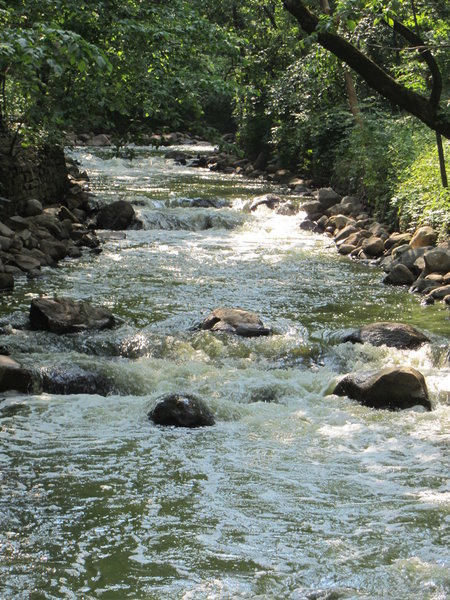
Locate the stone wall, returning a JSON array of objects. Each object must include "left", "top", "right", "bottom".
[{"left": 0, "top": 133, "right": 68, "bottom": 219}]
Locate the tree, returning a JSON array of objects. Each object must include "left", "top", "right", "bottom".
[{"left": 282, "top": 0, "right": 450, "bottom": 140}]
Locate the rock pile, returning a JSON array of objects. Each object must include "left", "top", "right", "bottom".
[{"left": 298, "top": 188, "right": 450, "bottom": 306}]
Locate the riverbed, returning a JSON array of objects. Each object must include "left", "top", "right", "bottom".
[{"left": 0, "top": 145, "right": 449, "bottom": 599}]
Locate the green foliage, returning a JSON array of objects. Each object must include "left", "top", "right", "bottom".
[{"left": 391, "top": 137, "right": 450, "bottom": 237}]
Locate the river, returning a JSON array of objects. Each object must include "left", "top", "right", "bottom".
[{"left": 0, "top": 144, "right": 449, "bottom": 599}]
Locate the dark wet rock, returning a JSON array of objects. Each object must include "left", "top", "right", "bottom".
[
  {"left": 24, "top": 198, "right": 43, "bottom": 217},
  {"left": 189, "top": 156, "right": 208, "bottom": 168},
  {"left": 200, "top": 307, "right": 271, "bottom": 337},
  {"left": 428, "top": 284, "right": 450, "bottom": 300},
  {"left": 30, "top": 297, "right": 115, "bottom": 333},
  {"left": 333, "top": 366, "right": 431, "bottom": 411},
  {"left": 409, "top": 277, "right": 440, "bottom": 294},
  {"left": 300, "top": 219, "right": 321, "bottom": 233},
  {"left": 40, "top": 366, "right": 112, "bottom": 395},
  {"left": 189, "top": 198, "right": 228, "bottom": 209},
  {"left": 38, "top": 239, "right": 68, "bottom": 262},
  {"left": 0, "top": 273, "right": 14, "bottom": 291},
  {"left": 250, "top": 194, "right": 282, "bottom": 211},
  {"left": 421, "top": 295, "right": 435, "bottom": 306},
  {"left": 383, "top": 264, "right": 415, "bottom": 285},
  {"left": 13, "top": 253, "right": 42, "bottom": 273},
  {"left": 343, "top": 322, "right": 429, "bottom": 349},
  {"left": 97, "top": 200, "right": 135, "bottom": 230},
  {"left": 7, "top": 215, "right": 29, "bottom": 231},
  {"left": 0, "top": 355, "right": 38, "bottom": 393},
  {"left": 165, "top": 149, "right": 189, "bottom": 162},
  {"left": 148, "top": 393, "right": 215, "bottom": 427}
]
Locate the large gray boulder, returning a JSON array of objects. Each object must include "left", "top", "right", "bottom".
[
  {"left": 343, "top": 322, "right": 429, "bottom": 349},
  {"left": 30, "top": 297, "right": 115, "bottom": 333},
  {"left": 316, "top": 188, "right": 341, "bottom": 209},
  {"left": 423, "top": 249, "right": 450, "bottom": 274},
  {"left": 333, "top": 366, "right": 431, "bottom": 411},
  {"left": 200, "top": 307, "right": 271, "bottom": 337},
  {"left": 97, "top": 200, "right": 136, "bottom": 230},
  {"left": 148, "top": 393, "right": 215, "bottom": 427}
]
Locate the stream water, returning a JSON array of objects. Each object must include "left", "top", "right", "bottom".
[{"left": 0, "top": 145, "right": 449, "bottom": 599}]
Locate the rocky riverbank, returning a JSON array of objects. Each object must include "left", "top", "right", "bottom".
[
  {"left": 184, "top": 142, "right": 450, "bottom": 308},
  {"left": 0, "top": 158, "right": 100, "bottom": 292}
]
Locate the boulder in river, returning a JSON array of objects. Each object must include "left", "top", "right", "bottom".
[
  {"left": 148, "top": 393, "right": 215, "bottom": 427},
  {"left": 343, "top": 322, "right": 429, "bottom": 349},
  {"left": 333, "top": 366, "right": 431, "bottom": 411},
  {"left": 250, "top": 194, "right": 282, "bottom": 212},
  {"left": 30, "top": 297, "right": 115, "bottom": 333},
  {"left": 40, "top": 366, "right": 112, "bottom": 395},
  {"left": 0, "top": 355, "right": 37, "bottom": 393},
  {"left": 200, "top": 307, "right": 271, "bottom": 337},
  {"left": 97, "top": 200, "right": 136, "bottom": 230}
]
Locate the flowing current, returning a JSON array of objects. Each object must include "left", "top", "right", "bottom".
[{"left": 0, "top": 145, "right": 449, "bottom": 600}]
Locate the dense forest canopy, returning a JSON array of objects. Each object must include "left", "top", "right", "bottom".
[{"left": 1, "top": 0, "right": 449, "bottom": 230}]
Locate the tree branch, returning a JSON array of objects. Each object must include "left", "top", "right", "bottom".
[
  {"left": 283, "top": 0, "right": 449, "bottom": 138},
  {"left": 383, "top": 15, "right": 442, "bottom": 109}
]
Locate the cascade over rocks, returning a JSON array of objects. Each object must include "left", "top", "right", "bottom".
[
  {"left": 148, "top": 393, "right": 215, "bottom": 427},
  {"left": 333, "top": 366, "right": 431, "bottom": 411},
  {"left": 199, "top": 307, "right": 271, "bottom": 337},
  {"left": 343, "top": 322, "right": 429, "bottom": 349},
  {"left": 30, "top": 297, "right": 115, "bottom": 333}
]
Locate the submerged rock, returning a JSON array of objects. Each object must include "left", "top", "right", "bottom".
[
  {"left": 40, "top": 366, "right": 112, "bottom": 396},
  {"left": 200, "top": 307, "right": 271, "bottom": 337},
  {"left": 343, "top": 322, "right": 429, "bottom": 349},
  {"left": 149, "top": 393, "right": 215, "bottom": 427},
  {"left": 30, "top": 297, "right": 115, "bottom": 333},
  {"left": 333, "top": 366, "right": 431, "bottom": 411}
]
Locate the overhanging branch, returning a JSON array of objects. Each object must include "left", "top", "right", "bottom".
[{"left": 283, "top": 0, "right": 450, "bottom": 138}]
